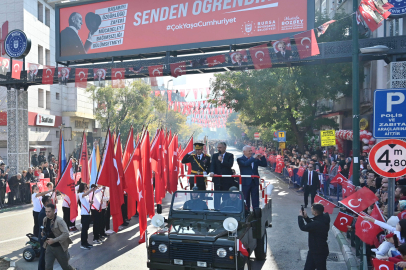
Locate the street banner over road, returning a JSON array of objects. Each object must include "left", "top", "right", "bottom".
[{"left": 56, "top": 0, "right": 313, "bottom": 62}]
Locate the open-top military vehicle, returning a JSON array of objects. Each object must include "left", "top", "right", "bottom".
[{"left": 147, "top": 189, "right": 272, "bottom": 270}]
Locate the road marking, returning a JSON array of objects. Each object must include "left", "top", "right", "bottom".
[{"left": 0, "top": 236, "right": 27, "bottom": 244}]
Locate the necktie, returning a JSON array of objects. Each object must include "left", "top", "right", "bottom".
[{"left": 308, "top": 171, "right": 312, "bottom": 186}]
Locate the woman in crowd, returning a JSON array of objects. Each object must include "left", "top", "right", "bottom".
[
  {"left": 340, "top": 164, "right": 349, "bottom": 179},
  {"left": 31, "top": 185, "right": 52, "bottom": 237},
  {"left": 78, "top": 183, "right": 96, "bottom": 250}
]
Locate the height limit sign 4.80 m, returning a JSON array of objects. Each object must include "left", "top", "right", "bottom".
[{"left": 369, "top": 139, "right": 406, "bottom": 178}]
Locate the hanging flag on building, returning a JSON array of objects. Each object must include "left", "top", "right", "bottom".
[
  {"left": 294, "top": 30, "right": 320, "bottom": 59},
  {"left": 316, "top": 20, "right": 336, "bottom": 37},
  {"left": 207, "top": 55, "right": 226, "bottom": 67},
  {"left": 170, "top": 62, "right": 186, "bottom": 78},
  {"left": 249, "top": 44, "right": 272, "bottom": 70},
  {"left": 11, "top": 60, "right": 23, "bottom": 80},
  {"left": 93, "top": 68, "right": 106, "bottom": 87},
  {"left": 148, "top": 65, "right": 164, "bottom": 77},
  {"left": 28, "top": 63, "right": 39, "bottom": 82},
  {"left": 75, "top": 68, "right": 88, "bottom": 88},
  {"left": 112, "top": 68, "right": 126, "bottom": 88},
  {"left": 272, "top": 38, "right": 292, "bottom": 62},
  {"left": 58, "top": 67, "right": 71, "bottom": 86},
  {"left": 42, "top": 66, "right": 55, "bottom": 84}
]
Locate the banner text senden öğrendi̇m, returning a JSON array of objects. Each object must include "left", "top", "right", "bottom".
[{"left": 133, "top": 0, "right": 275, "bottom": 26}]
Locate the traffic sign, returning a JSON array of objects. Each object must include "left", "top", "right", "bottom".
[
  {"left": 277, "top": 131, "right": 286, "bottom": 142},
  {"left": 254, "top": 132, "right": 260, "bottom": 140},
  {"left": 374, "top": 89, "right": 406, "bottom": 139},
  {"left": 279, "top": 142, "right": 286, "bottom": 150},
  {"left": 320, "top": 130, "right": 336, "bottom": 147},
  {"left": 369, "top": 139, "right": 406, "bottom": 178},
  {"left": 4, "top": 30, "right": 31, "bottom": 58}
]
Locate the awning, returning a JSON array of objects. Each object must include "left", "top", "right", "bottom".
[{"left": 29, "top": 145, "right": 53, "bottom": 149}]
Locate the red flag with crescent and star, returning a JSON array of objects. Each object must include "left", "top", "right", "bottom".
[
  {"left": 170, "top": 62, "right": 186, "bottom": 78},
  {"left": 372, "top": 259, "right": 394, "bottom": 270},
  {"left": 11, "top": 60, "right": 23, "bottom": 80},
  {"left": 75, "top": 68, "right": 88, "bottom": 88},
  {"left": 371, "top": 202, "right": 385, "bottom": 222},
  {"left": 207, "top": 55, "right": 226, "bottom": 67},
  {"left": 112, "top": 68, "right": 126, "bottom": 88},
  {"left": 148, "top": 65, "right": 164, "bottom": 77},
  {"left": 314, "top": 195, "right": 336, "bottom": 214},
  {"left": 342, "top": 181, "right": 356, "bottom": 198},
  {"left": 330, "top": 172, "right": 348, "bottom": 184},
  {"left": 333, "top": 212, "right": 354, "bottom": 232},
  {"left": 294, "top": 30, "right": 320, "bottom": 59},
  {"left": 42, "top": 66, "right": 55, "bottom": 84},
  {"left": 340, "top": 187, "right": 378, "bottom": 213},
  {"left": 359, "top": 0, "right": 383, "bottom": 32},
  {"left": 355, "top": 212, "right": 382, "bottom": 245},
  {"left": 297, "top": 166, "right": 305, "bottom": 177},
  {"left": 249, "top": 44, "right": 272, "bottom": 70},
  {"left": 55, "top": 159, "right": 78, "bottom": 222}
]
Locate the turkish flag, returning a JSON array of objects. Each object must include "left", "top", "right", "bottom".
[
  {"left": 148, "top": 65, "right": 164, "bottom": 77},
  {"left": 207, "top": 55, "right": 226, "bottom": 67},
  {"left": 122, "top": 126, "right": 135, "bottom": 170},
  {"left": 141, "top": 131, "right": 155, "bottom": 218},
  {"left": 249, "top": 44, "right": 272, "bottom": 70},
  {"left": 399, "top": 210, "right": 406, "bottom": 220},
  {"left": 75, "top": 68, "right": 88, "bottom": 88},
  {"left": 115, "top": 134, "right": 127, "bottom": 190},
  {"left": 340, "top": 187, "right": 378, "bottom": 213},
  {"left": 330, "top": 173, "right": 348, "bottom": 184},
  {"left": 42, "top": 66, "right": 55, "bottom": 84},
  {"left": 371, "top": 203, "right": 385, "bottom": 222},
  {"left": 314, "top": 195, "right": 335, "bottom": 214},
  {"left": 55, "top": 159, "right": 78, "bottom": 222},
  {"left": 124, "top": 138, "right": 140, "bottom": 219},
  {"left": 5, "top": 183, "right": 10, "bottom": 193},
  {"left": 348, "top": 159, "right": 353, "bottom": 179},
  {"left": 372, "top": 259, "right": 394, "bottom": 270},
  {"left": 355, "top": 213, "right": 382, "bottom": 245},
  {"left": 297, "top": 167, "right": 305, "bottom": 177},
  {"left": 170, "top": 135, "right": 179, "bottom": 193},
  {"left": 333, "top": 212, "right": 354, "bottom": 232},
  {"left": 97, "top": 130, "right": 124, "bottom": 232},
  {"left": 111, "top": 68, "right": 125, "bottom": 88},
  {"left": 275, "top": 162, "right": 283, "bottom": 174},
  {"left": 342, "top": 181, "right": 356, "bottom": 198},
  {"left": 237, "top": 239, "right": 249, "bottom": 257},
  {"left": 359, "top": 0, "right": 383, "bottom": 32},
  {"left": 78, "top": 132, "right": 90, "bottom": 184},
  {"left": 287, "top": 167, "right": 294, "bottom": 177},
  {"left": 11, "top": 60, "right": 23, "bottom": 79},
  {"left": 151, "top": 130, "right": 165, "bottom": 204},
  {"left": 170, "top": 62, "right": 186, "bottom": 78},
  {"left": 294, "top": 30, "right": 320, "bottom": 59}
]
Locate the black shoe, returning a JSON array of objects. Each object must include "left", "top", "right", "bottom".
[
  {"left": 304, "top": 205, "right": 307, "bottom": 208},
  {"left": 80, "top": 245, "right": 90, "bottom": 250},
  {"left": 122, "top": 221, "right": 129, "bottom": 226},
  {"left": 134, "top": 213, "right": 139, "bottom": 217},
  {"left": 86, "top": 244, "right": 93, "bottom": 248}
]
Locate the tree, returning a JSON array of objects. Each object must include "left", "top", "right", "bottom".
[{"left": 210, "top": 12, "right": 363, "bottom": 153}]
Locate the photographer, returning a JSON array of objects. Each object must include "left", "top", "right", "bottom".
[
  {"left": 42, "top": 203, "right": 74, "bottom": 270},
  {"left": 298, "top": 203, "right": 330, "bottom": 270}
]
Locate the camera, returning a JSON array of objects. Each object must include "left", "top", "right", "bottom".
[
  {"left": 40, "top": 226, "right": 48, "bottom": 243},
  {"left": 301, "top": 205, "right": 305, "bottom": 215}
]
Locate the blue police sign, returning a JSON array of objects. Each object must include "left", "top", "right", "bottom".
[
  {"left": 4, "top": 30, "right": 31, "bottom": 58},
  {"left": 389, "top": 0, "right": 406, "bottom": 17},
  {"left": 374, "top": 89, "right": 406, "bottom": 139}
]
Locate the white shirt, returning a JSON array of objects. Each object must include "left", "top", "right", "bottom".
[
  {"left": 62, "top": 185, "right": 79, "bottom": 208},
  {"left": 46, "top": 192, "right": 58, "bottom": 213},
  {"left": 101, "top": 187, "right": 110, "bottom": 209},
  {"left": 32, "top": 193, "right": 43, "bottom": 212},
  {"left": 89, "top": 188, "right": 103, "bottom": 210},
  {"left": 78, "top": 192, "right": 91, "bottom": 215}
]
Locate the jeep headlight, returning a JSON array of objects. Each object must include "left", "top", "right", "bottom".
[
  {"left": 216, "top": 248, "right": 227, "bottom": 258},
  {"left": 158, "top": 244, "right": 168, "bottom": 253}
]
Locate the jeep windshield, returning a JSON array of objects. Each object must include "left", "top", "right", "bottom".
[{"left": 171, "top": 191, "right": 243, "bottom": 214}]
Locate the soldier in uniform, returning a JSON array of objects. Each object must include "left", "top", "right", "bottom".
[
  {"left": 220, "top": 187, "right": 243, "bottom": 211},
  {"left": 183, "top": 187, "right": 208, "bottom": 210},
  {"left": 181, "top": 143, "right": 211, "bottom": 190}
]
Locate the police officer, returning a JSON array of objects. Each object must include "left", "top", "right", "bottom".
[
  {"left": 181, "top": 143, "right": 211, "bottom": 190},
  {"left": 183, "top": 187, "right": 208, "bottom": 210},
  {"left": 220, "top": 187, "right": 243, "bottom": 211}
]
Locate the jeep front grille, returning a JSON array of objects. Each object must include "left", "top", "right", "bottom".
[{"left": 170, "top": 241, "right": 213, "bottom": 263}]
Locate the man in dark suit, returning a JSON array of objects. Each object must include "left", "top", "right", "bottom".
[
  {"left": 60, "top": 12, "right": 93, "bottom": 57},
  {"left": 275, "top": 41, "right": 293, "bottom": 62},
  {"left": 209, "top": 142, "right": 234, "bottom": 209},
  {"left": 300, "top": 164, "right": 320, "bottom": 208},
  {"left": 42, "top": 163, "right": 50, "bottom": 179},
  {"left": 237, "top": 146, "right": 267, "bottom": 209},
  {"left": 181, "top": 143, "right": 211, "bottom": 190}
]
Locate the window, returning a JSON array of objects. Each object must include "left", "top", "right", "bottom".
[
  {"left": 56, "top": 92, "right": 60, "bottom": 100},
  {"left": 46, "top": 91, "right": 51, "bottom": 109},
  {"left": 45, "top": 49, "right": 50, "bottom": 66},
  {"left": 38, "top": 45, "right": 43, "bottom": 65},
  {"left": 56, "top": 130, "right": 60, "bottom": 138},
  {"left": 37, "top": 2, "right": 43, "bottom": 23},
  {"left": 38, "top": 89, "right": 44, "bottom": 108},
  {"left": 45, "top": 7, "right": 50, "bottom": 27}
]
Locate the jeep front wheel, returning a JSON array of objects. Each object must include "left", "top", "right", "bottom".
[{"left": 254, "top": 229, "right": 267, "bottom": 260}]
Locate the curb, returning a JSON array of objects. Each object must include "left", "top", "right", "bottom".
[
  {"left": 331, "top": 226, "right": 359, "bottom": 270},
  {"left": 0, "top": 256, "right": 15, "bottom": 269}
]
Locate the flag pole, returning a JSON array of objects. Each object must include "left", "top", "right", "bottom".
[
  {"left": 91, "top": 124, "right": 110, "bottom": 202},
  {"left": 75, "top": 129, "right": 86, "bottom": 185}
]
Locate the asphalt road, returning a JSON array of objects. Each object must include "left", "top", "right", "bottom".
[{"left": 0, "top": 147, "right": 346, "bottom": 269}]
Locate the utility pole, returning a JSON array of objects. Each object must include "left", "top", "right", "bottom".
[{"left": 352, "top": 0, "right": 360, "bottom": 187}]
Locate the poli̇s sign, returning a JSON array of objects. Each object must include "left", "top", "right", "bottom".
[
  {"left": 374, "top": 89, "right": 406, "bottom": 139},
  {"left": 389, "top": 0, "right": 406, "bottom": 17},
  {"left": 56, "top": 0, "right": 313, "bottom": 62}
]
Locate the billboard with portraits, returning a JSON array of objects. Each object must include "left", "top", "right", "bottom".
[{"left": 56, "top": 0, "right": 314, "bottom": 62}]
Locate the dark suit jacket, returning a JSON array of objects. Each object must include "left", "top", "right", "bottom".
[
  {"left": 276, "top": 50, "right": 292, "bottom": 62},
  {"left": 60, "top": 27, "right": 92, "bottom": 57},
  {"left": 210, "top": 152, "right": 234, "bottom": 186},
  {"left": 237, "top": 155, "right": 267, "bottom": 186},
  {"left": 301, "top": 170, "right": 320, "bottom": 189}
]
